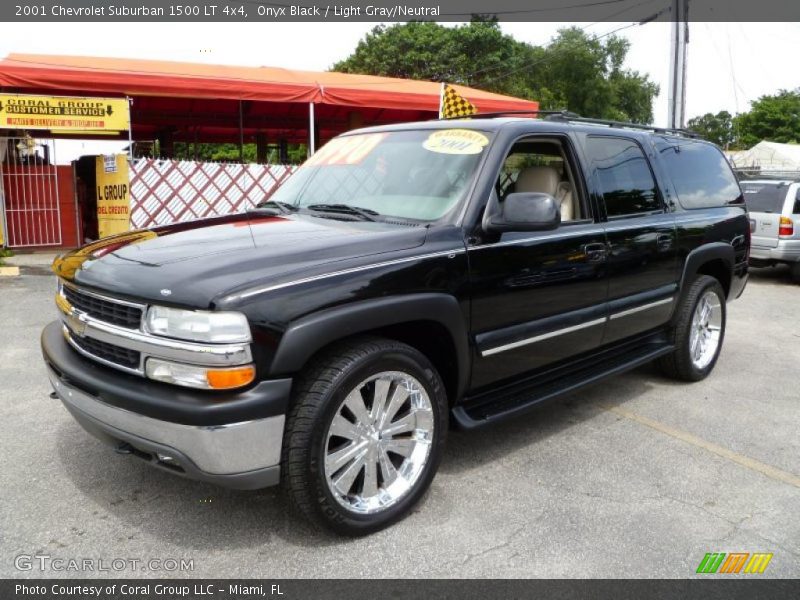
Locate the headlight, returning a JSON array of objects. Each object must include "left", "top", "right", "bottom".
[
  {"left": 145, "top": 306, "right": 251, "bottom": 343},
  {"left": 146, "top": 358, "right": 255, "bottom": 390}
]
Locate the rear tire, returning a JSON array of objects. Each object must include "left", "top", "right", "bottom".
[
  {"left": 281, "top": 336, "right": 448, "bottom": 536},
  {"left": 657, "top": 275, "right": 726, "bottom": 382}
]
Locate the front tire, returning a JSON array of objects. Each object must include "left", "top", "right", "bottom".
[
  {"left": 281, "top": 337, "right": 448, "bottom": 535},
  {"left": 657, "top": 275, "right": 726, "bottom": 382}
]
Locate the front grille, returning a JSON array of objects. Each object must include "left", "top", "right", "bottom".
[
  {"left": 70, "top": 332, "right": 141, "bottom": 369},
  {"left": 63, "top": 285, "right": 142, "bottom": 329}
]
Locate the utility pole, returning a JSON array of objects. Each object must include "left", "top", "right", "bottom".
[{"left": 667, "top": 0, "right": 689, "bottom": 129}]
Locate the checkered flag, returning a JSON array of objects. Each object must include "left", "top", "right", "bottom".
[{"left": 439, "top": 83, "right": 478, "bottom": 119}]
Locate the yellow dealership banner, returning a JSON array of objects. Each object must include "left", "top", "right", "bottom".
[
  {"left": 96, "top": 155, "right": 131, "bottom": 239},
  {"left": 0, "top": 94, "right": 130, "bottom": 132}
]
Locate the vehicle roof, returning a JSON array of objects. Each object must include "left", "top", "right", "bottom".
[{"left": 346, "top": 117, "right": 696, "bottom": 143}]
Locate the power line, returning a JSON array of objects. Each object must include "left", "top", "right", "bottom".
[
  {"left": 703, "top": 23, "right": 750, "bottom": 112},
  {"left": 462, "top": 0, "right": 667, "bottom": 82},
  {"left": 482, "top": 17, "right": 663, "bottom": 87}
]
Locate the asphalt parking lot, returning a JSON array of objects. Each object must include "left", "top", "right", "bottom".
[{"left": 1, "top": 256, "right": 798, "bottom": 579}]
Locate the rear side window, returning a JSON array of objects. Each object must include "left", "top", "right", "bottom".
[
  {"left": 793, "top": 189, "right": 800, "bottom": 215},
  {"left": 654, "top": 137, "right": 742, "bottom": 209},
  {"left": 740, "top": 182, "right": 788, "bottom": 213},
  {"left": 586, "top": 136, "right": 660, "bottom": 217}
]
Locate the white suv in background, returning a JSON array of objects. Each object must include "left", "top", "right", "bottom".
[{"left": 741, "top": 179, "right": 800, "bottom": 283}]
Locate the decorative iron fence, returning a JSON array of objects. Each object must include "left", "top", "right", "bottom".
[
  {"left": 0, "top": 136, "right": 62, "bottom": 247},
  {"left": 129, "top": 159, "right": 297, "bottom": 229}
]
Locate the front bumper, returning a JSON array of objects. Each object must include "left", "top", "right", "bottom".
[{"left": 42, "top": 321, "right": 291, "bottom": 489}]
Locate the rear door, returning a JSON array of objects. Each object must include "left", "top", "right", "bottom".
[
  {"left": 741, "top": 181, "right": 790, "bottom": 248},
  {"left": 583, "top": 135, "right": 679, "bottom": 344}
]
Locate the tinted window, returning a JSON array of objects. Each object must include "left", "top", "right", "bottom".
[
  {"left": 654, "top": 137, "right": 742, "bottom": 209},
  {"left": 740, "top": 182, "right": 788, "bottom": 213},
  {"left": 793, "top": 189, "right": 800, "bottom": 215},
  {"left": 587, "top": 137, "right": 659, "bottom": 217}
]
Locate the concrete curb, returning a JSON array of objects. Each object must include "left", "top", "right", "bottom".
[{"left": 0, "top": 265, "right": 20, "bottom": 277}]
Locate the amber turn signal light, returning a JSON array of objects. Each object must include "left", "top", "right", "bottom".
[{"left": 206, "top": 366, "right": 256, "bottom": 390}]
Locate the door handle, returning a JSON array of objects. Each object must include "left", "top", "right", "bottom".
[
  {"left": 656, "top": 233, "right": 673, "bottom": 250},
  {"left": 583, "top": 242, "right": 608, "bottom": 262}
]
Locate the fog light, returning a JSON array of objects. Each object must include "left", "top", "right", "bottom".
[{"left": 145, "top": 358, "right": 255, "bottom": 390}]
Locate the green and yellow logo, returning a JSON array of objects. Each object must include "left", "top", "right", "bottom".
[{"left": 696, "top": 552, "right": 773, "bottom": 574}]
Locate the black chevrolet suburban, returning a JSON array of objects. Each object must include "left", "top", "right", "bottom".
[{"left": 42, "top": 115, "right": 749, "bottom": 535}]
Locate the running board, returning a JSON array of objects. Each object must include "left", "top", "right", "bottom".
[{"left": 453, "top": 338, "right": 673, "bottom": 430}]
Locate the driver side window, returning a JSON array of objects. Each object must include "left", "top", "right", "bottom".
[{"left": 496, "top": 138, "right": 584, "bottom": 222}]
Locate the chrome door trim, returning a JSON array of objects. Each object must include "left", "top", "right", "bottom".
[
  {"left": 608, "top": 297, "right": 674, "bottom": 321},
  {"left": 480, "top": 317, "right": 607, "bottom": 357}
]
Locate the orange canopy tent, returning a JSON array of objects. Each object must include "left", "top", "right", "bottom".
[{"left": 0, "top": 53, "right": 539, "bottom": 149}]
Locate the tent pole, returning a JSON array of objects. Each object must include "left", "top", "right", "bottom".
[
  {"left": 309, "top": 102, "right": 316, "bottom": 157},
  {"left": 127, "top": 97, "right": 133, "bottom": 160},
  {"left": 238, "top": 100, "right": 244, "bottom": 162}
]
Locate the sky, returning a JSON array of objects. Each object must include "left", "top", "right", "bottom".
[{"left": 1, "top": 21, "right": 799, "bottom": 162}]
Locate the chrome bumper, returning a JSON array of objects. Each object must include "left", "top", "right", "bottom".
[
  {"left": 750, "top": 240, "right": 800, "bottom": 262},
  {"left": 49, "top": 367, "right": 284, "bottom": 489}
]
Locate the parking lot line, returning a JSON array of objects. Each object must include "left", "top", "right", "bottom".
[{"left": 602, "top": 404, "right": 800, "bottom": 489}]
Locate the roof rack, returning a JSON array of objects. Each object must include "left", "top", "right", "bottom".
[
  {"left": 440, "top": 109, "right": 567, "bottom": 120},
  {"left": 545, "top": 113, "right": 700, "bottom": 138},
  {"left": 442, "top": 109, "right": 700, "bottom": 138}
]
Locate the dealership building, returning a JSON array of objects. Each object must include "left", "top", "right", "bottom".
[{"left": 0, "top": 53, "right": 538, "bottom": 249}]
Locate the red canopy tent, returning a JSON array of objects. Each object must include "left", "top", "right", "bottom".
[{"left": 0, "top": 53, "right": 540, "bottom": 148}]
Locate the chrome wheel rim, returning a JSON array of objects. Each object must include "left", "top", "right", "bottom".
[
  {"left": 323, "top": 371, "right": 434, "bottom": 515},
  {"left": 689, "top": 290, "right": 723, "bottom": 369}
]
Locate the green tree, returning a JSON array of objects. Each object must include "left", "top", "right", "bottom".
[
  {"left": 333, "top": 21, "right": 659, "bottom": 123},
  {"left": 172, "top": 142, "right": 308, "bottom": 164},
  {"left": 687, "top": 111, "right": 736, "bottom": 148},
  {"left": 734, "top": 89, "right": 800, "bottom": 148}
]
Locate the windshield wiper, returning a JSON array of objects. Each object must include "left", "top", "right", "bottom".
[
  {"left": 306, "top": 203, "right": 380, "bottom": 222},
  {"left": 254, "top": 200, "right": 299, "bottom": 214}
]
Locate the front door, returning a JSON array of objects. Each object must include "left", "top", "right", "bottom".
[{"left": 468, "top": 135, "right": 609, "bottom": 391}]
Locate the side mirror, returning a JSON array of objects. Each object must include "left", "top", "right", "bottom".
[{"left": 482, "top": 191, "right": 561, "bottom": 233}]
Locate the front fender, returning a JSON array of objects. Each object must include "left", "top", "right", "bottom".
[{"left": 268, "top": 294, "right": 470, "bottom": 399}]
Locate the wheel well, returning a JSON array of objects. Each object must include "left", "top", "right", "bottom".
[
  {"left": 302, "top": 321, "right": 460, "bottom": 405},
  {"left": 696, "top": 259, "right": 731, "bottom": 297},
  {"left": 371, "top": 321, "right": 459, "bottom": 403}
]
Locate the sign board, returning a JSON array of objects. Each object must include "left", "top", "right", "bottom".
[
  {"left": 0, "top": 138, "right": 5, "bottom": 245},
  {"left": 96, "top": 155, "right": 131, "bottom": 238},
  {"left": 0, "top": 94, "right": 130, "bottom": 132}
]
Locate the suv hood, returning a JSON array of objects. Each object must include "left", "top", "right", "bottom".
[{"left": 54, "top": 212, "right": 427, "bottom": 307}]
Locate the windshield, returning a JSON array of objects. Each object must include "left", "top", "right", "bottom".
[{"left": 266, "top": 129, "right": 491, "bottom": 222}]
